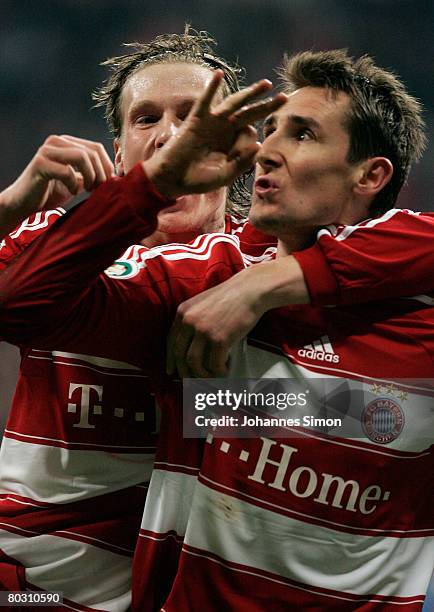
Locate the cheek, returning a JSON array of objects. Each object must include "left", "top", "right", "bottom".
[
  {"left": 122, "top": 131, "right": 154, "bottom": 166},
  {"left": 294, "top": 160, "right": 350, "bottom": 193}
]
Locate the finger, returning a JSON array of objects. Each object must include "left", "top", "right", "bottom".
[
  {"left": 59, "top": 136, "right": 114, "bottom": 180},
  {"left": 34, "top": 159, "right": 80, "bottom": 195},
  {"left": 86, "top": 149, "right": 108, "bottom": 188},
  {"left": 185, "top": 336, "right": 213, "bottom": 378},
  {"left": 55, "top": 138, "right": 110, "bottom": 187},
  {"left": 230, "top": 93, "right": 288, "bottom": 126},
  {"left": 227, "top": 126, "right": 258, "bottom": 161},
  {"left": 207, "top": 346, "right": 230, "bottom": 377},
  {"left": 42, "top": 145, "right": 97, "bottom": 191},
  {"left": 43, "top": 135, "right": 114, "bottom": 181},
  {"left": 215, "top": 79, "right": 272, "bottom": 118},
  {"left": 167, "top": 324, "right": 196, "bottom": 379},
  {"left": 193, "top": 70, "right": 224, "bottom": 118},
  {"left": 225, "top": 141, "right": 260, "bottom": 180}
]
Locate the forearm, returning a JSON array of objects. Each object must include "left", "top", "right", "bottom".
[
  {"left": 0, "top": 181, "right": 38, "bottom": 239},
  {"left": 245, "top": 256, "right": 310, "bottom": 315}
]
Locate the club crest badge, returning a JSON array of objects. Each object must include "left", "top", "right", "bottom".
[{"left": 362, "top": 398, "right": 404, "bottom": 444}]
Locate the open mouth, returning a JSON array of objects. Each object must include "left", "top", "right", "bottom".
[{"left": 254, "top": 177, "right": 279, "bottom": 196}]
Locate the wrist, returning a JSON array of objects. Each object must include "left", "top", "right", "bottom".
[
  {"left": 0, "top": 181, "right": 32, "bottom": 226},
  {"left": 142, "top": 158, "right": 183, "bottom": 201},
  {"left": 245, "top": 257, "right": 310, "bottom": 315}
]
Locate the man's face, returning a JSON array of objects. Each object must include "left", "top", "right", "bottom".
[
  {"left": 250, "top": 87, "right": 365, "bottom": 243},
  {"left": 115, "top": 62, "right": 227, "bottom": 240}
]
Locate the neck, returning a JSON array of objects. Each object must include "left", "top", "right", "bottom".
[{"left": 276, "top": 230, "right": 316, "bottom": 257}]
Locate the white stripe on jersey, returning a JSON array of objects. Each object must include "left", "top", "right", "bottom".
[
  {"left": 0, "top": 438, "right": 153, "bottom": 504},
  {"left": 28, "top": 350, "right": 147, "bottom": 378},
  {"left": 50, "top": 350, "right": 143, "bottom": 370},
  {"left": 183, "top": 482, "right": 434, "bottom": 599},
  {"left": 8, "top": 209, "right": 66, "bottom": 239},
  {"left": 0, "top": 530, "right": 132, "bottom": 611},
  {"left": 27, "top": 356, "right": 148, "bottom": 378},
  {"left": 139, "top": 469, "right": 198, "bottom": 538},
  {"left": 402, "top": 294, "right": 434, "bottom": 305},
  {"left": 4, "top": 429, "right": 153, "bottom": 451},
  {"left": 317, "top": 209, "right": 421, "bottom": 242},
  {"left": 242, "top": 247, "right": 277, "bottom": 265},
  {"left": 228, "top": 215, "right": 247, "bottom": 235},
  {"left": 139, "top": 233, "right": 240, "bottom": 262}
]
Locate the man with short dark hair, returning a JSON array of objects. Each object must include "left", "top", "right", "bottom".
[
  {"left": 161, "top": 49, "right": 434, "bottom": 610},
  {"left": 167, "top": 49, "right": 430, "bottom": 377}
]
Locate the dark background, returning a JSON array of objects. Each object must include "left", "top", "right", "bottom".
[{"left": 0, "top": 0, "right": 433, "bottom": 603}]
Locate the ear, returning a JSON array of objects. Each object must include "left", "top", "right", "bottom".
[
  {"left": 353, "top": 157, "right": 393, "bottom": 199},
  {"left": 113, "top": 138, "right": 125, "bottom": 176}
]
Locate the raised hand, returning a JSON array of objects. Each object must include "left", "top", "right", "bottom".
[
  {"left": 143, "top": 70, "right": 287, "bottom": 199},
  {"left": 0, "top": 135, "right": 114, "bottom": 237}
]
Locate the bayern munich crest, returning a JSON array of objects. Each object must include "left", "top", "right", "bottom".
[{"left": 362, "top": 398, "right": 405, "bottom": 444}]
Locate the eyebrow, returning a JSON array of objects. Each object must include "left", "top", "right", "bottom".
[
  {"left": 264, "top": 113, "right": 322, "bottom": 130},
  {"left": 288, "top": 114, "right": 321, "bottom": 129},
  {"left": 128, "top": 97, "right": 197, "bottom": 117}
]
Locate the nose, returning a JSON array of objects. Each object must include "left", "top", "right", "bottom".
[
  {"left": 256, "top": 136, "right": 283, "bottom": 172},
  {"left": 155, "top": 115, "right": 181, "bottom": 149}
]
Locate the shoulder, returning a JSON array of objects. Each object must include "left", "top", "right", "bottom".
[
  {"left": 0, "top": 208, "right": 66, "bottom": 263},
  {"left": 104, "top": 233, "right": 245, "bottom": 283},
  {"left": 318, "top": 209, "right": 434, "bottom": 243}
]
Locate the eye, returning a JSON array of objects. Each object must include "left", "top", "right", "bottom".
[
  {"left": 135, "top": 115, "right": 160, "bottom": 125},
  {"left": 295, "top": 128, "right": 314, "bottom": 141},
  {"left": 262, "top": 124, "right": 275, "bottom": 139}
]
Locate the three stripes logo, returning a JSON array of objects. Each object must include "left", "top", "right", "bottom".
[{"left": 297, "top": 335, "right": 340, "bottom": 363}]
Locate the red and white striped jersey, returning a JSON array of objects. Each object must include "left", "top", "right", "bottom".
[
  {"left": 135, "top": 209, "right": 434, "bottom": 611},
  {"left": 161, "top": 240, "right": 434, "bottom": 611},
  {"left": 0, "top": 168, "right": 275, "bottom": 610},
  {"left": 0, "top": 166, "right": 173, "bottom": 610}
]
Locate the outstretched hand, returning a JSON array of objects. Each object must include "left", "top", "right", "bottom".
[{"left": 144, "top": 70, "right": 287, "bottom": 199}]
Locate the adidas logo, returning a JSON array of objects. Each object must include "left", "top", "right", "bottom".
[{"left": 297, "top": 335, "right": 340, "bottom": 363}]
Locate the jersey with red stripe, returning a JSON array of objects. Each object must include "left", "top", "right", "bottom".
[
  {"left": 135, "top": 212, "right": 434, "bottom": 611},
  {"left": 0, "top": 167, "right": 173, "bottom": 610},
  {"left": 162, "top": 292, "right": 434, "bottom": 611},
  {"left": 0, "top": 208, "right": 65, "bottom": 268},
  {"left": 294, "top": 208, "right": 434, "bottom": 305},
  {"left": 0, "top": 169, "right": 275, "bottom": 610}
]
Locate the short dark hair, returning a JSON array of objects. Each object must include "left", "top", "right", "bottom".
[
  {"left": 93, "top": 27, "right": 250, "bottom": 213},
  {"left": 278, "top": 49, "right": 426, "bottom": 215}
]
